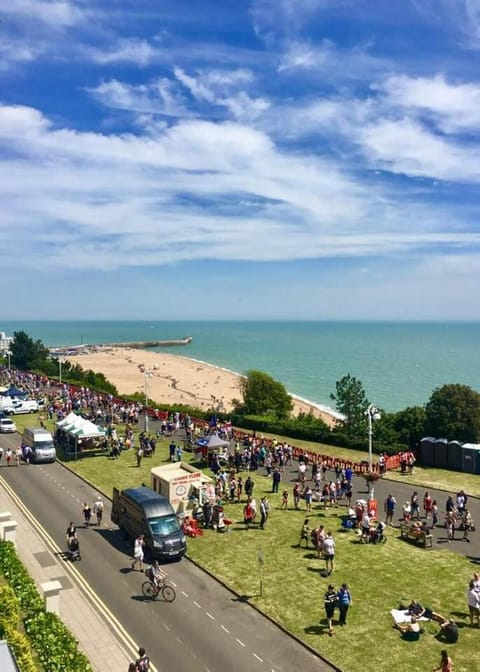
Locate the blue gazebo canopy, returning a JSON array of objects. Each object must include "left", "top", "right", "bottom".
[{"left": 1, "top": 386, "right": 26, "bottom": 398}]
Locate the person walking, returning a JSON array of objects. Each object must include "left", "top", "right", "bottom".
[
  {"left": 461, "top": 509, "right": 473, "bottom": 542},
  {"left": 304, "top": 485, "right": 313, "bottom": 513},
  {"left": 293, "top": 481, "right": 302, "bottom": 509},
  {"left": 384, "top": 494, "right": 397, "bottom": 526},
  {"left": 337, "top": 583, "right": 352, "bottom": 626},
  {"left": 93, "top": 496, "right": 104, "bottom": 526},
  {"left": 82, "top": 502, "right": 92, "bottom": 527},
  {"left": 467, "top": 579, "right": 480, "bottom": 627},
  {"left": 131, "top": 534, "right": 145, "bottom": 571},
  {"left": 281, "top": 488, "right": 289, "bottom": 510},
  {"left": 259, "top": 496, "right": 269, "bottom": 529},
  {"left": 423, "top": 491, "right": 433, "bottom": 521},
  {"left": 322, "top": 532, "right": 336, "bottom": 574},
  {"left": 432, "top": 499, "right": 439, "bottom": 528},
  {"left": 135, "top": 646, "right": 150, "bottom": 671},
  {"left": 136, "top": 446, "right": 143, "bottom": 467},
  {"left": 324, "top": 584, "right": 337, "bottom": 636},
  {"left": 432, "top": 649, "right": 452, "bottom": 672},
  {"left": 299, "top": 518, "right": 309, "bottom": 548},
  {"left": 272, "top": 468, "right": 281, "bottom": 493},
  {"left": 243, "top": 499, "right": 254, "bottom": 530}
]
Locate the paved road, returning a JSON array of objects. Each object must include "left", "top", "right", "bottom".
[{"left": 0, "top": 432, "right": 336, "bottom": 672}]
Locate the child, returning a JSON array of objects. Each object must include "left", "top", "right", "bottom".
[
  {"left": 299, "top": 518, "right": 309, "bottom": 548},
  {"left": 281, "top": 489, "right": 289, "bottom": 510}
]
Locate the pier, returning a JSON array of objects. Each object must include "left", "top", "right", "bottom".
[{"left": 50, "top": 337, "right": 192, "bottom": 356}]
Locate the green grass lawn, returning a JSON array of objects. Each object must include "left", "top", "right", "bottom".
[{"left": 15, "top": 413, "right": 479, "bottom": 672}]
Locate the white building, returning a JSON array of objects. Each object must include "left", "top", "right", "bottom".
[{"left": 0, "top": 332, "right": 13, "bottom": 352}]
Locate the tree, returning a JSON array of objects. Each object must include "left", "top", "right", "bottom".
[
  {"left": 425, "top": 384, "right": 480, "bottom": 442},
  {"left": 330, "top": 374, "right": 369, "bottom": 438},
  {"left": 10, "top": 330, "right": 50, "bottom": 371},
  {"left": 391, "top": 406, "right": 426, "bottom": 449},
  {"left": 240, "top": 370, "right": 293, "bottom": 419}
]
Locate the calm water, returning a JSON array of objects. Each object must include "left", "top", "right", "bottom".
[{"left": 2, "top": 321, "right": 479, "bottom": 412}]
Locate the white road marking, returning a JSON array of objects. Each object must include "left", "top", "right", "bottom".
[
  {"left": 181, "top": 590, "right": 189, "bottom": 598},
  {"left": 163, "top": 623, "right": 171, "bottom": 631},
  {"left": 194, "top": 601, "right": 202, "bottom": 608},
  {"left": 253, "top": 653, "right": 263, "bottom": 662},
  {"left": 236, "top": 638, "right": 245, "bottom": 647},
  {"left": 220, "top": 624, "right": 229, "bottom": 633},
  {"left": 206, "top": 612, "right": 215, "bottom": 620}
]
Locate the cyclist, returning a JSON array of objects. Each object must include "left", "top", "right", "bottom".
[{"left": 147, "top": 560, "right": 166, "bottom": 591}]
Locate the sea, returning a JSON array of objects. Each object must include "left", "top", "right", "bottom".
[{"left": 2, "top": 321, "right": 480, "bottom": 414}]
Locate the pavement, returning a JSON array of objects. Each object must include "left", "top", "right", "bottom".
[{"left": 0, "top": 479, "right": 134, "bottom": 672}]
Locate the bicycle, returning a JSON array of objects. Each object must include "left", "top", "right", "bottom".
[{"left": 142, "top": 577, "right": 176, "bottom": 602}]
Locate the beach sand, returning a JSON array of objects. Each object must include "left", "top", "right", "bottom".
[{"left": 65, "top": 347, "right": 338, "bottom": 427}]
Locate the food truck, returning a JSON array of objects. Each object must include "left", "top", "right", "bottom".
[{"left": 150, "top": 462, "right": 212, "bottom": 515}]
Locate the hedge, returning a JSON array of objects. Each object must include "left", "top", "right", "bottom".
[{"left": 0, "top": 542, "right": 92, "bottom": 672}]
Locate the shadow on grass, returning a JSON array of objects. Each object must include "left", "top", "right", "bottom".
[
  {"left": 305, "top": 623, "right": 331, "bottom": 636},
  {"left": 449, "top": 611, "right": 469, "bottom": 620}
]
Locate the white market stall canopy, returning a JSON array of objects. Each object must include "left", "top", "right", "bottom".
[{"left": 57, "top": 413, "right": 106, "bottom": 439}]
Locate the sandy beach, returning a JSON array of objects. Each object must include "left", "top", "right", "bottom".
[{"left": 65, "top": 347, "right": 338, "bottom": 427}]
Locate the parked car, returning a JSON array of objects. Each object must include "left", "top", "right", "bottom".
[
  {"left": 9, "top": 400, "right": 39, "bottom": 414},
  {"left": 0, "top": 418, "right": 17, "bottom": 433}
]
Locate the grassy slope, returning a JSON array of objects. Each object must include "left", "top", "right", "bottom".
[{"left": 15, "top": 414, "right": 479, "bottom": 672}]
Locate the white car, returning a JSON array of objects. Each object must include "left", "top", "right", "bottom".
[
  {"left": 0, "top": 417, "right": 17, "bottom": 433},
  {"left": 9, "top": 400, "right": 39, "bottom": 414}
]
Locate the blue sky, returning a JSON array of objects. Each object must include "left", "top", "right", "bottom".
[{"left": 2, "top": 0, "right": 480, "bottom": 320}]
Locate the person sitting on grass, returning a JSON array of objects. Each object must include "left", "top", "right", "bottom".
[
  {"left": 437, "top": 619, "right": 459, "bottom": 644},
  {"left": 394, "top": 616, "right": 423, "bottom": 641},
  {"left": 407, "top": 600, "right": 444, "bottom": 622}
]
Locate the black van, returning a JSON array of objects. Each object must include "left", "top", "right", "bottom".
[{"left": 111, "top": 486, "right": 186, "bottom": 561}]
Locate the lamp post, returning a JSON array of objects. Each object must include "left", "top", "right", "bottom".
[
  {"left": 5, "top": 350, "right": 12, "bottom": 370},
  {"left": 58, "top": 358, "right": 63, "bottom": 386},
  {"left": 366, "top": 403, "right": 381, "bottom": 500},
  {"left": 144, "top": 368, "right": 152, "bottom": 433}
]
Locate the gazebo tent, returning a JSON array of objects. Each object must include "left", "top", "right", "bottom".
[
  {"left": 56, "top": 414, "right": 106, "bottom": 459},
  {"left": 195, "top": 433, "right": 231, "bottom": 464},
  {"left": 1, "top": 385, "right": 26, "bottom": 398}
]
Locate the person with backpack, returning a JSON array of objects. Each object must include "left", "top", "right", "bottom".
[{"left": 337, "top": 583, "right": 352, "bottom": 626}]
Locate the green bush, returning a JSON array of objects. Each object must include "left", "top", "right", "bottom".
[
  {"left": 1, "top": 622, "right": 37, "bottom": 672},
  {"left": 0, "top": 542, "right": 92, "bottom": 672}
]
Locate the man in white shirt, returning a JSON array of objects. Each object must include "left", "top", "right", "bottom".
[{"left": 322, "top": 532, "right": 336, "bottom": 574}]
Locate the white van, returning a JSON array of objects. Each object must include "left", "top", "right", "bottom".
[
  {"left": 22, "top": 427, "right": 56, "bottom": 464},
  {"left": 10, "top": 399, "right": 38, "bottom": 414}
]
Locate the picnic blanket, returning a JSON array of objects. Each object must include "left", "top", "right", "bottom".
[{"left": 390, "top": 609, "right": 429, "bottom": 624}]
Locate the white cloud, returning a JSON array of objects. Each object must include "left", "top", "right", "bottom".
[
  {"left": 378, "top": 74, "right": 480, "bottom": 133},
  {"left": 0, "top": 40, "right": 41, "bottom": 70},
  {"left": 357, "top": 117, "right": 480, "bottom": 182},
  {"left": 1, "top": 102, "right": 479, "bottom": 276},
  {"left": 88, "top": 79, "right": 190, "bottom": 118},
  {"left": 174, "top": 67, "right": 270, "bottom": 120},
  {"left": 84, "top": 39, "right": 160, "bottom": 67},
  {"left": 0, "top": 0, "right": 86, "bottom": 28}
]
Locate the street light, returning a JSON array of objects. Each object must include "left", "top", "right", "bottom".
[
  {"left": 366, "top": 403, "right": 381, "bottom": 500},
  {"left": 4, "top": 350, "right": 12, "bottom": 370},
  {"left": 144, "top": 368, "right": 152, "bottom": 433},
  {"left": 58, "top": 358, "right": 63, "bottom": 386}
]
